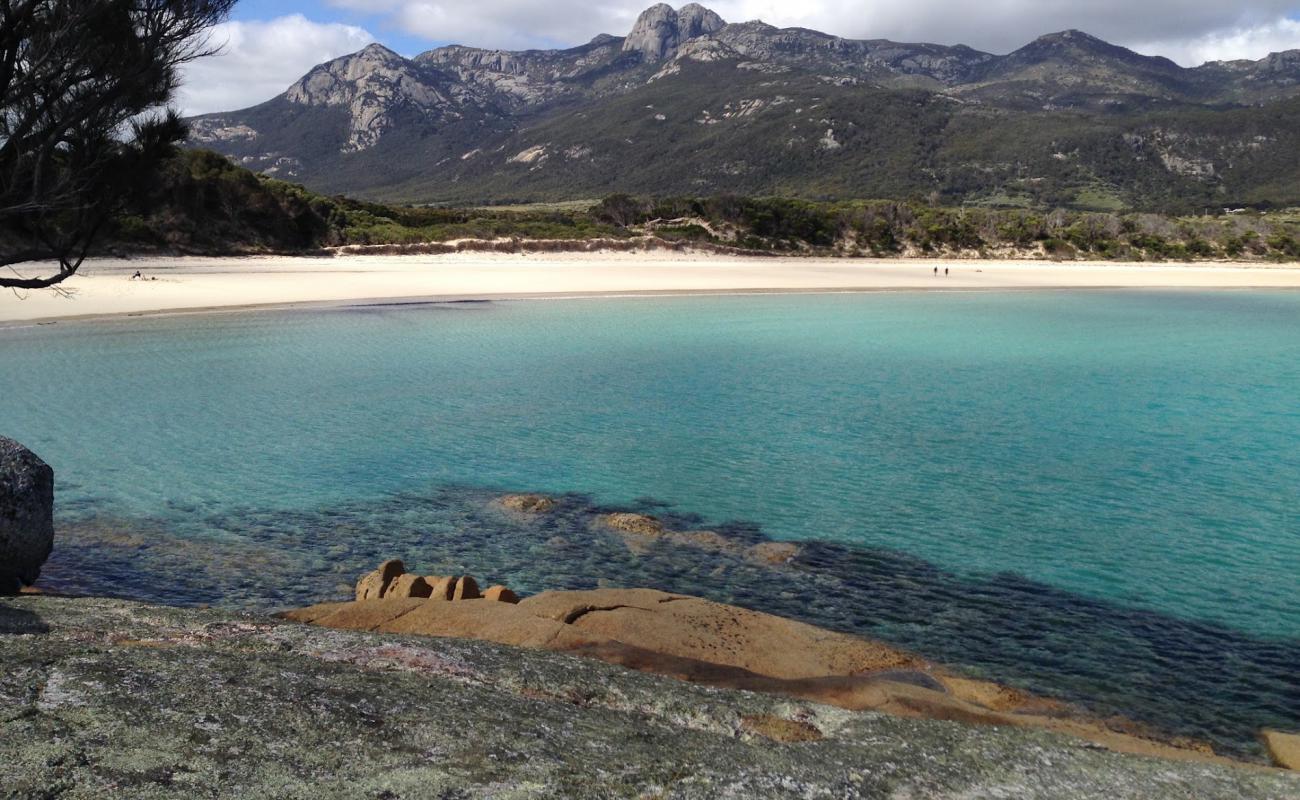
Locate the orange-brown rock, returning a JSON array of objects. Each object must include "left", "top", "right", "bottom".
[
  {"left": 285, "top": 598, "right": 426, "bottom": 630},
  {"left": 285, "top": 585, "right": 1233, "bottom": 768},
  {"left": 427, "top": 576, "right": 456, "bottom": 601},
  {"left": 385, "top": 574, "right": 433, "bottom": 600},
  {"left": 355, "top": 559, "right": 405, "bottom": 600},
  {"left": 1262, "top": 729, "right": 1300, "bottom": 770},
  {"left": 521, "top": 588, "right": 920, "bottom": 680},
  {"left": 284, "top": 598, "right": 612, "bottom": 651},
  {"left": 941, "top": 676, "right": 1065, "bottom": 715},
  {"left": 740, "top": 714, "right": 824, "bottom": 743},
  {"left": 453, "top": 575, "right": 481, "bottom": 601},
  {"left": 483, "top": 585, "right": 520, "bottom": 603},
  {"left": 497, "top": 494, "right": 557, "bottom": 514}
]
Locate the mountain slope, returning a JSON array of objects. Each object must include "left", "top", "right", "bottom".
[{"left": 186, "top": 3, "right": 1300, "bottom": 209}]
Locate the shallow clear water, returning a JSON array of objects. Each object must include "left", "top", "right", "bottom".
[{"left": 2, "top": 291, "right": 1298, "bottom": 755}]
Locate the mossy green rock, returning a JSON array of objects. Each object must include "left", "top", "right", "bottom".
[{"left": 2, "top": 596, "right": 1295, "bottom": 799}]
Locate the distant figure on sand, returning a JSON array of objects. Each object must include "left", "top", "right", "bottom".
[
  {"left": 945, "top": 268, "right": 950, "bottom": 276},
  {"left": 933, "top": 267, "right": 938, "bottom": 276},
  {"left": 131, "top": 271, "right": 142, "bottom": 281}
]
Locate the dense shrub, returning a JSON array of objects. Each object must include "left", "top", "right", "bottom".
[{"left": 103, "top": 153, "right": 1300, "bottom": 262}]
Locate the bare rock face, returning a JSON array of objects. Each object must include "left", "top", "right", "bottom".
[
  {"left": 1263, "top": 729, "right": 1300, "bottom": 770},
  {"left": 0, "top": 437, "right": 54, "bottom": 594},
  {"left": 623, "top": 3, "right": 726, "bottom": 62},
  {"left": 284, "top": 585, "right": 1280, "bottom": 771},
  {"left": 453, "top": 575, "right": 481, "bottom": 601},
  {"left": 521, "top": 588, "right": 921, "bottom": 680},
  {"left": 285, "top": 43, "right": 466, "bottom": 153},
  {"left": 386, "top": 574, "right": 433, "bottom": 599},
  {"left": 354, "top": 559, "right": 405, "bottom": 600},
  {"left": 427, "top": 575, "right": 457, "bottom": 600},
  {"left": 483, "top": 585, "right": 520, "bottom": 603},
  {"left": 9, "top": 595, "right": 1298, "bottom": 798}
]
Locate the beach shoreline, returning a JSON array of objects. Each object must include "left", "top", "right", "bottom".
[{"left": 3, "top": 251, "right": 1300, "bottom": 324}]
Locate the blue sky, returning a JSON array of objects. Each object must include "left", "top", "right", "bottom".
[
  {"left": 177, "top": 0, "right": 1300, "bottom": 115},
  {"left": 229, "top": 0, "right": 434, "bottom": 54}
]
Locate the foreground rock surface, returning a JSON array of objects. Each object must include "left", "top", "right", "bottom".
[
  {"left": 0, "top": 437, "right": 55, "bottom": 594},
  {"left": 3, "top": 596, "right": 1295, "bottom": 799},
  {"left": 289, "top": 587, "right": 1252, "bottom": 768}
]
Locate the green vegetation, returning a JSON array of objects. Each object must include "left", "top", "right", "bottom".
[
  {"left": 107, "top": 151, "right": 624, "bottom": 253},
  {"left": 1, "top": 0, "right": 236, "bottom": 289},
  {"left": 590, "top": 195, "right": 1300, "bottom": 261},
  {"left": 221, "top": 60, "right": 1300, "bottom": 213},
  {"left": 106, "top": 151, "right": 1300, "bottom": 263}
]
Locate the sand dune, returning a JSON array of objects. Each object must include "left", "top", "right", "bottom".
[{"left": 3, "top": 251, "right": 1299, "bottom": 323}]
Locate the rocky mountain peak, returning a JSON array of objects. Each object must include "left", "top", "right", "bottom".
[
  {"left": 1015, "top": 29, "right": 1155, "bottom": 64},
  {"left": 357, "top": 42, "right": 404, "bottom": 62},
  {"left": 285, "top": 45, "right": 463, "bottom": 153},
  {"left": 623, "top": 3, "right": 726, "bottom": 61},
  {"left": 1261, "top": 50, "right": 1300, "bottom": 71}
]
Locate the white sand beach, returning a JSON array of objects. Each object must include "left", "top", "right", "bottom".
[{"left": 3, "top": 251, "right": 1300, "bottom": 323}]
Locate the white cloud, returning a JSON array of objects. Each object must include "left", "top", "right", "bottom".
[
  {"left": 330, "top": 0, "right": 641, "bottom": 50},
  {"left": 322, "top": 0, "right": 1300, "bottom": 64},
  {"left": 174, "top": 2, "right": 1300, "bottom": 114},
  {"left": 712, "top": 0, "right": 1300, "bottom": 57},
  {"left": 1134, "top": 18, "right": 1300, "bottom": 66},
  {"left": 177, "top": 14, "right": 375, "bottom": 116}
]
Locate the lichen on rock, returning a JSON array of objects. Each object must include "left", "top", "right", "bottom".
[{"left": 2, "top": 595, "right": 1296, "bottom": 798}]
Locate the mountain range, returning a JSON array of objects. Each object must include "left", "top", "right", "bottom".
[{"left": 188, "top": 3, "right": 1300, "bottom": 210}]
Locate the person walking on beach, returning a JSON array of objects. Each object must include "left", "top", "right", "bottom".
[
  {"left": 945, "top": 268, "right": 950, "bottom": 276},
  {"left": 933, "top": 267, "right": 938, "bottom": 276}
]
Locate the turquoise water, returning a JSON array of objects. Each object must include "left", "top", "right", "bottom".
[{"left": 2, "top": 291, "right": 1298, "bottom": 755}]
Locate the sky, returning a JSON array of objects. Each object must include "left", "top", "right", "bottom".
[{"left": 177, "top": 0, "right": 1300, "bottom": 115}]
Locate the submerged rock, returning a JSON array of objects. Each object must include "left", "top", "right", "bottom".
[
  {"left": 747, "top": 541, "right": 801, "bottom": 566},
  {"left": 2, "top": 595, "right": 1295, "bottom": 798},
  {"left": 0, "top": 437, "right": 55, "bottom": 594},
  {"left": 599, "top": 512, "right": 666, "bottom": 536},
  {"left": 497, "top": 493, "right": 558, "bottom": 514},
  {"left": 596, "top": 513, "right": 796, "bottom": 563}
]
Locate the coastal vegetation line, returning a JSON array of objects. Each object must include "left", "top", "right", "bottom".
[{"left": 111, "top": 150, "right": 1300, "bottom": 263}]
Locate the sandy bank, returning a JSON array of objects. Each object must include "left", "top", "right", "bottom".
[{"left": 3, "top": 251, "right": 1299, "bottom": 323}]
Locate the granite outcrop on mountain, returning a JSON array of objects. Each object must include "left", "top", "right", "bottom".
[{"left": 188, "top": 4, "right": 1300, "bottom": 209}]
